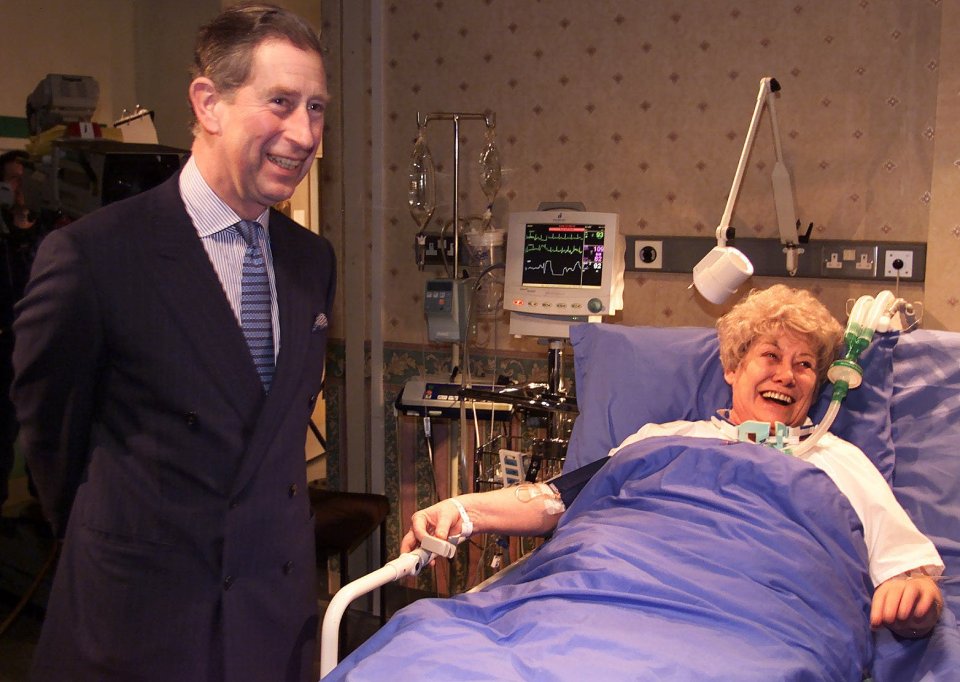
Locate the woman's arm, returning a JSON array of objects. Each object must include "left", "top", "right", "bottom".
[{"left": 400, "top": 483, "right": 564, "bottom": 553}]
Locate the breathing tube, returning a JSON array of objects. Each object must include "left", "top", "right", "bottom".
[{"left": 791, "top": 290, "right": 896, "bottom": 457}]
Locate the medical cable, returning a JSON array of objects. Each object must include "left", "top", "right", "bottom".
[
  {"left": 463, "top": 262, "right": 506, "bottom": 385},
  {"left": 463, "top": 263, "right": 507, "bottom": 454},
  {"left": 471, "top": 401, "right": 482, "bottom": 449},
  {"left": 421, "top": 416, "right": 442, "bottom": 506},
  {"left": 438, "top": 218, "right": 453, "bottom": 278},
  {"left": 792, "top": 290, "right": 895, "bottom": 458}
]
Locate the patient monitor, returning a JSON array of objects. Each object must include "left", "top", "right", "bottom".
[{"left": 503, "top": 208, "right": 624, "bottom": 338}]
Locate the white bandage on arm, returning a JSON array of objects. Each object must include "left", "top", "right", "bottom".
[
  {"left": 449, "top": 497, "right": 473, "bottom": 539},
  {"left": 515, "top": 482, "right": 565, "bottom": 515}
]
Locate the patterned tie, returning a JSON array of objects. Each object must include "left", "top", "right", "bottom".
[{"left": 236, "top": 220, "right": 274, "bottom": 392}]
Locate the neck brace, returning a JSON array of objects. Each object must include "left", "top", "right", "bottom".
[{"left": 710, "top": 410, "right": 816, "bottom": 454}]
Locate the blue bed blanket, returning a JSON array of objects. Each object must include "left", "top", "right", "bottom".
[{"left": 329, "top": 437, "right": 881, "bottom": 681}]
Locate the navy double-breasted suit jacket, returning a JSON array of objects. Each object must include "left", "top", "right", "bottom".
[{"left": 12, "top": 172, "right": 336, "bottom": 681}]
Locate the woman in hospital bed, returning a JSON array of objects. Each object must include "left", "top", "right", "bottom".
[{"left": 403, "top": 285, "right": 944, "bottom": 640}]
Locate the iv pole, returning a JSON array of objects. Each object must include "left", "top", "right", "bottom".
[
  {"left": 417, "top": 111, "right": 496, "bottom": 278},
  {"left": 413, "top": 110, "right": 497, "bottom": 597},
  {"left": 416, "top": 111, "right": 496, "bottom": 500}
]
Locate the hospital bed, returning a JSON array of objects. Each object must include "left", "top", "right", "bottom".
[{"left": 321, "top": 324, "right": 960, "bottom": 681}]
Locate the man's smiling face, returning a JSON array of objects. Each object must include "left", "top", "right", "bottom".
[{"left": 208, "top": 39, "right": 328, "bottom": 219}]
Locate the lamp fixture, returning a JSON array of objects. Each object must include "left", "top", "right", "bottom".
[{"left": 693, "top": 76, "right": 811, "bottom": 304}]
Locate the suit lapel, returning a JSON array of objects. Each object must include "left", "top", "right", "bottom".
[
  {"left": 268, "top": 211, "right": 312, "bottom": 400},
  {"left": 229, "top": 213, "right": 314, "bottom": 491},
  {"left": 141, "top": 184, "right": 317, "bottom": 492},
  {"left": 139, "top": 177, "right": 262, "bottom": 418}
]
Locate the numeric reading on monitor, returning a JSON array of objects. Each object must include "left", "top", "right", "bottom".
[{"left": 522, "top": 223, "right": 605, "bottom": 287}]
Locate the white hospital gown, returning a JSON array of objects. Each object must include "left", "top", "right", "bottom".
[{"left": 610, "top": 420, "right": 944, "bottom": 587}]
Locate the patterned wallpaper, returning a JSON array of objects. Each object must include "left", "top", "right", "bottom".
[
  {"left": 321, "top": 0, "right": 960, "bottom": 348},
  {"left": 313, "top": 0, "right": 960, "bottom": 576}
]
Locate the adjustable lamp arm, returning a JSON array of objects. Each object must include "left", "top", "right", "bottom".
[
  {"left": 719, "top": 77, "right": 778, "bottom": 238},
  {"left": 766, "top": 80, "right": 803, "bottom": 264},
  {"left": 719, "top": 77, "right": 805, "bottom": 275}
]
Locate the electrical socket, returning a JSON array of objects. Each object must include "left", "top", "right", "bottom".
[
  {"left": 417, "top": 233, "right": 457, "bottom": 266},
  {"left": 819, "top": 245, "right": 877, "bottom": 279},
  {"left": 633, "top": 239, "right": 663, "bottom": 270},
  {"left": 884, "top": 250, "right": 914, "bottom": 278}
]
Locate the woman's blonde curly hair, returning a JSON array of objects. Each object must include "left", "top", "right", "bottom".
[{"left": 716, "top": 285, "right": 843, "bottom": 385}]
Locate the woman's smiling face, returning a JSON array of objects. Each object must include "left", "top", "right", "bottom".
[{"left": 724, "top": 332, "right": 820, "bottom": 428}]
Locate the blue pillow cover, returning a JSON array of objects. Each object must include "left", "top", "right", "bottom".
[{"left": 564, "top": 324, "right": 898, "bottom": 481}]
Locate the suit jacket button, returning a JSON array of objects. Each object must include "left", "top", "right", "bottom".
[
  {"left": 288, "top": 483, "right": 298, "bottom": 498},
  {"left": 223, "top": 575, "right": 234, "bottom": 590},
  {"left": 283, "top": 561, "right": 294, "bottom": 575},
  {"left": 185, "top": 412, "right": 198, "bottom": 426}
]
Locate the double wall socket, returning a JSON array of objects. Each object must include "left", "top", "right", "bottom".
[
  {"left": 820, "top": 245, "right": 878, "bottom": 279},
  {"left": 417, "top": 233, "right": 458, "bottom": 267}
]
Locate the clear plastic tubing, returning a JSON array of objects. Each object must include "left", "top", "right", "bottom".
[{"left": 791, "top": 290, "right": 894, "bottom": 457}]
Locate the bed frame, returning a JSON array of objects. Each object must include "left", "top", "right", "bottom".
[{"left": 320, "top": 325, "right": 960, "bottom": 680}]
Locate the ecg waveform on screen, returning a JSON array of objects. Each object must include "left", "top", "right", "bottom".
[
  {"left": 523, "top": 242, "right": 585, "bottom": 256},
  {"left": 525, "top": 258, "right": 589, "bottom": 277},
  {"left": 521, "top": 223, "right": 605, "bottom": 287}
]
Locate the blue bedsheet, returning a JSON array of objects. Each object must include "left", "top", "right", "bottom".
[
  {"left": 328, "top": 437, "right": 877, "bottom": 680},
  {"left": 870, "top": 328, "right": 960, "bottom": 681}
]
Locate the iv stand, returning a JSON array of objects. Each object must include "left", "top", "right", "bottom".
[
  {"left": 417, "top": 111, "right": 496, "bottom": 277},
  {"left": 416, "top": 111, "right": 496, "bottom": 499}
]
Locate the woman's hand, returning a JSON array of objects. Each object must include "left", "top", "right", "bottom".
[
  {"left": 400, "top": 498, "right": 466, "bottom": 553},
  {"left": 870, "top": 573, "right": 943, "bottom": 638},
  {"left": 399, "top": 485, "right": 564, "bottom": 555}
]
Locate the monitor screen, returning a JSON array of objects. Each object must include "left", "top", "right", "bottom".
[
  {"left": 520, "top": 222, "right": 607, "bottom": 288},
  {"left": 503, "top": 210, "right": 624, "bottom": 336}
]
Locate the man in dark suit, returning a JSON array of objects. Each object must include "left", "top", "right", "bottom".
[{"left": 11, "top": 4, "right": 335, "bottom": 680}]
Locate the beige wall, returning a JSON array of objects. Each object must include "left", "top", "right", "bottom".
[
  {"left": 321, "top": 0, "right": 960, "bottom": 346},
  {"left": 0, "top": 0, "right": 317, "bottom": 151},
  {"left": 133, "top": 0, "right": 220, "bottom": 150},
  {"left": 0, "top": 0, "right": 137, "bottom": 129},
  {"left": 4, "top": 1, "right": 953, "bottom": 333},
  {"left": 927, "top": 0, "right": 960, "bottom": 330},
  {"left": 0, "top": 0, "right": 216, "bottom": 150}
]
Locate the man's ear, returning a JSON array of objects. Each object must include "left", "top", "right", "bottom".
[{"left": 189, "top": 77, "right": 222, "bottom": 135}]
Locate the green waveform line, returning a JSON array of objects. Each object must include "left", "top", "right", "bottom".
[{"left": 524, "top": 243, "right": 583, "bottom": 255}]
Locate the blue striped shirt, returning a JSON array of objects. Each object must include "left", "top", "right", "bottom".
[{"left": 178, "top": 156, "right": 281, "bottom": 357}]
